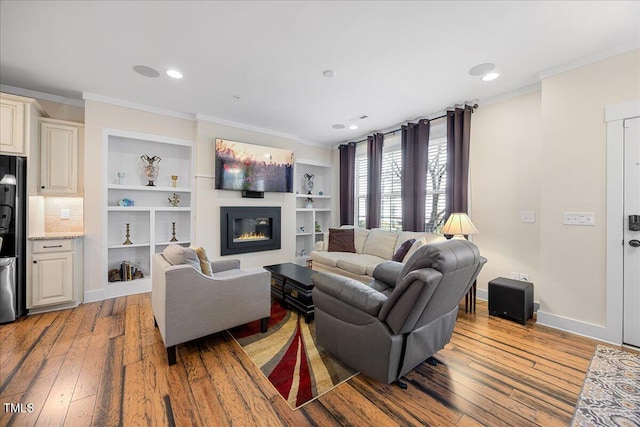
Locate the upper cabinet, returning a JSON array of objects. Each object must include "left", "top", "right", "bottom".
[
  {"left": 0, "top": 93, "right": 45, "bottom": 158},
  {"left": 39, "top": 118, "right": 84, "bottom": 195}
]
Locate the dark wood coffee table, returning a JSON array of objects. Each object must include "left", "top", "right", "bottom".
[{"left": 264, "top": 262, "right": 315, "bottom": 323}]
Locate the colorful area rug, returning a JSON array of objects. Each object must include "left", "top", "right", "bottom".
[
  {"left": 572, "top": 345, "right": 640, "bottom": 426},
  {"left": 229, "top": 302, "right": 358, "bottom": 409}
]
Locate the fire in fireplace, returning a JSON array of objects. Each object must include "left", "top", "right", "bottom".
[{"left": 220, "top": 207, "right": 281, "bottom": 255}]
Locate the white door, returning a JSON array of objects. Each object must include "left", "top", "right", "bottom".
[{"left": 623, "top": 116, "right": 640, "bottom": 347}]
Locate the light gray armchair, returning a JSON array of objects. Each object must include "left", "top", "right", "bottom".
[
  {"left": 152, "top": 252, "right": 271, "bottom": 365},
  {"left": 311, "top": 239, "right": 486, "bottom": 386}
]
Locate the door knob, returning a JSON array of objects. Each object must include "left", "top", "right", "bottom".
[{"left": 630, "top": 239, "right": 640, "bottom": 248}]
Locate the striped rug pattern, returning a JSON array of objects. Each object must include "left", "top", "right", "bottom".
[{"left": 229, "top": 302, "right": 357, "bottom": 409}]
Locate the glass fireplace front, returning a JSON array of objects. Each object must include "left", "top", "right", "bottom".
[{"left": 220, "top": 206, "right": 281, "bottom": 255}]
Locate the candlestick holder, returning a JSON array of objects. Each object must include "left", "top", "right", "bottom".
[
  {"left": 171, "top": 175, "right": 178, "bottom": 188},
  {"left": 170, "top": 222, "right": 178, "bottom": 242},
  {"left": 123, "top": 223, "right": 133, "bottom": 245}
]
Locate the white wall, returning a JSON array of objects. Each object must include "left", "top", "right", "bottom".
[
  {"left": 470, "top": 89, "right": 542, "bottom": 300},
  {"left": 193, "top": 119, "right": 337, "bottom": 268},
  {"left": 83, "top": 100, "right": 338, "bottom": 297},
  {"left": 470, "top": 49, "right": 640, "bottom": 339}
]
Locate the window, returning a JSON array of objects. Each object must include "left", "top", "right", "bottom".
[
  {"left": 380, "top": 133, "right": 402, "bottom": 231},
  {"left": 354, "top": 143, "right": 368, "bottom": 228},
  {"left": 352, "top": 117, "right": 448, "bottom": 231},
  {"left": 425, "top": 118, "right": 447, "bottom": 232}
]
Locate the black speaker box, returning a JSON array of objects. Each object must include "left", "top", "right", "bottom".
[{"left": 488, "top": 277, "right": 534, "bottom": 325}]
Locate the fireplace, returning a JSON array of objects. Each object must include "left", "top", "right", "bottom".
[{"left": 220, "top": 207, "right": 281, "bottom": 255}]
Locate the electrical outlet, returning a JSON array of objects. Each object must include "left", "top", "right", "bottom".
[
  {"left": 521, "top": 211, "right": 536, "bottom": 223},
  {"left": 563, "top": 212, "right": 595, "bottom": 226},
  {"left": 60, "top": 208, "right": 70, "bottom": 219},
  {"left": 520, "top": 274, "right": 530, "bottom": 282},
  {"left": 511, "top": 272, "right": 520, "bottom": 280}
]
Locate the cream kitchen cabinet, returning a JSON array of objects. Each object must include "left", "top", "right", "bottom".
[
  {"left": 39, "top": 118, "right": 83, "bottom": 195},
  {"left": 28, "top": 237, "right": 83, "bottom": 310},
  {"left": 1, "top": 93, "right": 44, "bottom": 157}
]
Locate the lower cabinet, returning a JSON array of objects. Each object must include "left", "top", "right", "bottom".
[{"left": 28, "top": 238, "right": 82, "bottom": 309}]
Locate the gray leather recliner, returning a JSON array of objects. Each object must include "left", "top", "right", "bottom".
[{"left": 311, "top": 239, "right": 486, "bottom": 384}]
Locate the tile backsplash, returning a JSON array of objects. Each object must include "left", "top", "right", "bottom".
[{"left": 43, "top": 197, "right": 84, "bottom": 233}]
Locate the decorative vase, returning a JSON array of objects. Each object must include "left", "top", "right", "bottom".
[
  {"left": 117, "top": 171, "right": 125, "bottom": 185},
  {"left": 303, "top": 173, "right": 315, "bottom": 194},
  {"left": 171, "top": 175, "right": 178, "bottom": 188},
  {"left": 139, "top": 155, "right": 161, "bottom": 186}
]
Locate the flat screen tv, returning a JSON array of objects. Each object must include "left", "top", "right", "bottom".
[{"left": 215, "top": 138, "right": 294, "bottom": 193}]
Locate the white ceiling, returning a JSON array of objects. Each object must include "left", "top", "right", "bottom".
[{"left": 1, "top": 1, "right": 638, "bottom": 146}]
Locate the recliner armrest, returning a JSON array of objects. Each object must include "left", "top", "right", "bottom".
[
  {"left": 373, "top": 261, "right": 404, "bottom": 286},
  {"left": 312, "top": 272, "right": 387, "bottom": 316}
]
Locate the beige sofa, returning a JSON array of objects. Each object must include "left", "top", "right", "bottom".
[{"left": 311, "top": 227, "right": 446, "bottom": 282}]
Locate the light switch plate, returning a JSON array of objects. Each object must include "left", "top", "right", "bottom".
[
  {"left": 563, "top": 212, "right": 595, "bottom": 226},
  {"left": 60, "top": 208, "right": 70, "bottom": 219}
]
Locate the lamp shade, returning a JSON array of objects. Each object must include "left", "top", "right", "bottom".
[{"left": 441, "top": 213, "right": 478, "bottom": 236}]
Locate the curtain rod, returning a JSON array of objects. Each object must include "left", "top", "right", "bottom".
[{"left": 349, "top": 103, "right": 478, "bottom": 145}]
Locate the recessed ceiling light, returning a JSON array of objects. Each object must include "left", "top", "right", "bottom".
[
  {"left": 133, "top": 65, "right": 160, "bottom": 78},
  {"left": 323, "top": 70, "right": 336, "bottom": 78},
  {"left": 166, "top": 69, "right": 183, "bottom": 79},
  {"left": 482, "top": 72, "right": 500, "bottom": 81},
  {"left": 349, "top": 124, "right": 358, "bottom": 130},
  {"left": 468, "top": 62, "right": 495, "bottom": 76},
  {"left": 332, "top": 124, "right": 345, "bottom": 129}
]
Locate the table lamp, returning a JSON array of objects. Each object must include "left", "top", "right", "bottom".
[{"left": 441, "top": 213, "right": 478, "bottom": 239}]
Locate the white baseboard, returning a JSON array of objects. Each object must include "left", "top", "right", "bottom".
[
  {"left": 477, "top": 288, "right": 488, "bottom": 301},
  {"left": 83, "top": 289, "right": 105, "bottom": 303},
  {"left": 536, "top": 310, "right": 618, "bottom": 345}
]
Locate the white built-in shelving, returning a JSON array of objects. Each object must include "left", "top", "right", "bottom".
[
  {"left": 103, "top": 128, "right": 194, "bottom": 298},
  {"left": 294, "top": 159, "right": 332, "bottom": 265}
]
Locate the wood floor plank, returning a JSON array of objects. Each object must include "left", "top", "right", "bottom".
[
  {"left": 0, "top": 294, "right": 611, "bottom": 426},
  {"left": 121, "top": 360, "right": 148, "bottom": 426},
  {"left": 91, "top": 335, "right": 125, "bottom": 427},
  {"left": 123, "top": 304, "right": 142, "bottom": 366},
  {"left": 64, "top": 395, "right": 96, "bottom": 427},
  {"left": 35, "top": 332, "right": 92, "bottom": 426}
]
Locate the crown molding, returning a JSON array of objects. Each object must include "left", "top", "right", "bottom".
[
  {"left": 0, "top": 84, "right": 85, "bottom": 107},
  {"left": 478, "top": 82, "right": 542, "bottom": 107},
  {"left": 538, "top": 42, "right": 639, "bottom": 80},
  {"left": 83, "top": 92, "right": 196, "bottom": 121}
]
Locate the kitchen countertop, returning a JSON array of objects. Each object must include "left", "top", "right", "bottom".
[{"left": 28, "top": 233, "right": 84, "bottom": 240}]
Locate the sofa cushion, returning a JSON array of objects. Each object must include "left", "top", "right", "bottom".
[
  {"left": 162, "top": 245, "right": 202, "bottom": 272},
  {"left": 392, "top": 238, "right": 415, "bottom": 262},
  {"left": 362, "top": 229, "right": 398, "bottom": 260},
  {"left": 191, "top": 246, "right": 212, "bottom": 276},
  {"left": 328, "top": 228, "right": 356, "bottom": 253},
  {"left": 312, "top": 250, "right": 349, "bottom": 268},
  {"left": 336, "top": 254, "right": 386, "bottom": 276}
]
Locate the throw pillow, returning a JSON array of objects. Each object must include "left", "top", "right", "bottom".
[
  {"left": 192, "top": 246, "right": 212, "bottom": 276},
  {"left": 392, "top": 239, "right": 415, "bottom": 262},
  {"left": 327, "top": 228, "right": 356, "bottom": 253},
  {"left": 402, "top": 237, "right": 427, "bottom": 263},
  {"left": 162, "top": 244, "right": 202, "bottom": 272}
]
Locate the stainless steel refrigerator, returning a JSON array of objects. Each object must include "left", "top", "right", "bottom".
[{"left": 0, "top": 155, "right": 27, "bottom": 323}]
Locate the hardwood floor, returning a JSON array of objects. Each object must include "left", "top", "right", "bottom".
[{"left": 0, "top": 294, "right": 602, "bottom": 426}]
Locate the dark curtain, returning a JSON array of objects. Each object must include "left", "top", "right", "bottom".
[
  {"left": 338, "top": 142, "right": 356, "bottom": 225},
  {"left": 446, "top": 106, "right": 473, "bottom": 217},
  {"left": 366, "top": 133, "right": 384, "bottom": 229},
  {"left": 401, "top": 119, "right": 430, "bottom": 231}
]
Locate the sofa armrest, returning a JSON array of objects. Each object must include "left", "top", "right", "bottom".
[
  {"left": 312, "top": 272, "right": 387, "bottom": 316},
  {"left": 210, "top": 258, "right": 241, "bottom": 273},
  {"left": 373, "top": 261, "right": 404, "bottom": 286}
]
